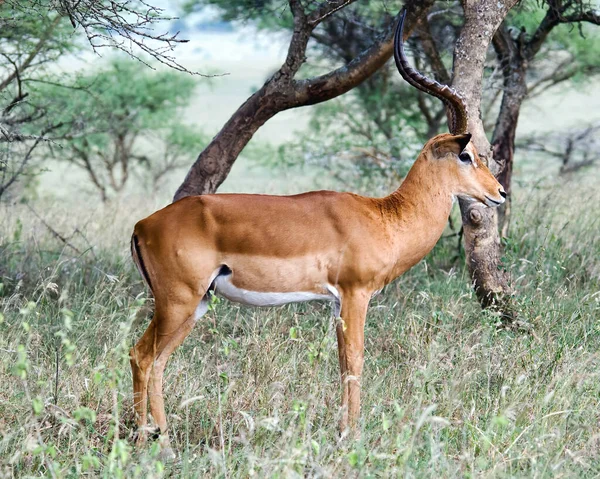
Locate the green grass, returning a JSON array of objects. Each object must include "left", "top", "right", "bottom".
[{"left": 0, "top": 176, "right": 599, "bottom": 478}]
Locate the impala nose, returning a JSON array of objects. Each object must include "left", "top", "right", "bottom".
[{"left": 499, "top": 189, "right": 507, "bottom": 199}]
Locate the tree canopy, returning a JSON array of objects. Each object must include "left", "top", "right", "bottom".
[
  {"left": 34, "top": 60, "right": 204, "bottom": 200},
  {"left": 0, "top": 0, "right": 203, "bottom": 200},
  {"left": 180, "top": 0, "right": 600, "bottom": 195}
]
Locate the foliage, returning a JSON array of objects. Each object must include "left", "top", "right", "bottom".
[
  {"left": 33, "top": 60, "right": 205, "bottom": 200},
  {"left": 181, "top": 0, "right": 600, "bottom": 195},
  {"left": 275, "top": 85, "right": 425, "bottom": 195},
  {"left": 0, "top": 3, "right": 80, "bottom": 200},
  {"left": 0, "top": 0, "right": 197, "bottom": 201},
  {"left": 3, "top": 0, "right": 192, "bottom": 72},
  {"left": 0, "top": 3, "right": 76, "bottom": 71},
  {"left": 518, "top": 122, "right": 600, "bottom": 175},
  {"left": 184, "top": 0, "right": 294, "bottom": 30},
  {"left": 185, "top": 0, "right": 397, "bottom": 31},
  {"left": 184, "top": 0, "right": 443, "bottom": 192},
  {"left": 0, "top": 172, "right": 599, "bottom": 476},
  {"left": 141, "top": 124, "right": 209, "bottom": 191},
  {"left": 509, "top": 1, "right": 600, "bottom": 95}
]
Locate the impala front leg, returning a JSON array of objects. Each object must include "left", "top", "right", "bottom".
[{"left": 336, "top": 290, "right": 369, "bottom": 437}]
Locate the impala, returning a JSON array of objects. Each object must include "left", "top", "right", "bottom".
[{"left": 129, "top": 10, "right": 505, "bottom": 456}]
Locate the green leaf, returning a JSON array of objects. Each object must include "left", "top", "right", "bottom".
[
  {"left": 311, "top": 439, "right": 320, "bottom": 455},
  {"left": 73, "top": 406, "right": 97, "bottom": 423},
  {"left": 32, "top": 397, "right": 44, "bottom": 416}
]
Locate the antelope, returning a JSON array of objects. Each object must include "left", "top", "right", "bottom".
[{"left": 129, "top": 10, "right": 505, "bottom": 457}]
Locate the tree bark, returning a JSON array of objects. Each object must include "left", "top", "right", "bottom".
[
  {"left": 490, "top": 24, "right": 528, "bottom": 235},
  {"left": 452, "top": 0, "right": 519, "bottom": 315},
  {"left": 173, "top": 0, "right": 434, "bottom": 201},
  {"left": 489, "top": 1, "right": 600, "bottom": 235}
]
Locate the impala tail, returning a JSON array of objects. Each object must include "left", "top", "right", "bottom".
[{"left": 131, "top": 233, "right": 154, "bottom": 294}]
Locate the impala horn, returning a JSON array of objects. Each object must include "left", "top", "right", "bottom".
[{"left": 394, "top": 9, "right": 468, "bottom": 135}]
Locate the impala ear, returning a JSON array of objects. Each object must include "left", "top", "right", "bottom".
[
  {"left": 433, "top": 133, "right": 472, "bottom": 157},
  {"left": 455, "top": 133, "right": 472, "bottom": 152}
]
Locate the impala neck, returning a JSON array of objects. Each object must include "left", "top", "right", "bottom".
[{"left": 381, "top": 156, "right": 455, "bottom": 278}]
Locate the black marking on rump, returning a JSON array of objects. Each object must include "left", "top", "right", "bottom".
[
  {"left": 207, "top": 264, "right": 232, "bottom": 294},
  {"left": 131, "top": 234, "right": 153, "bottom": 294}
]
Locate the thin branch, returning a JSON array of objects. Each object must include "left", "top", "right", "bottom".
[
  {"left": 518, "top": 122, "right": 600, "bottom": 175},
  {"left": 25, "top": 204, "right": 83, "bottom": 255},
  {"left": 528, "top": 63, "right": 600, "bottom": 98},
  {"left": 417, "top": 15, "right": 450, "bottom": 84},
  {"left": 308, "top": 0, "right": 356, "bottom": 26},
  {"left": 560, "top": 10, "right": 600, "bottom": 26},
  {"left": 526, "top": 1, "right": 599, "bottom": 61},
  {"left": 27, "top": 0, "right": 209, "bottom": 75},
  {"left": 0, "top": 16, "right": 62, "bottom": 92},
  {"left": 0, "top": 52, "right": 29, "bottom": 115},
  {"left": 0, "top": 136, "right": 43, "bottom": 198}
]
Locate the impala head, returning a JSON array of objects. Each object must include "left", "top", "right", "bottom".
[
  {"left": 394, "top": 9, "right": 506, "bottom": 207},
  {"left": 425, "top": 132, "right": 506, "bottom": 206}
]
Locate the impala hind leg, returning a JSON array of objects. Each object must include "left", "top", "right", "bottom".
[
  {"left": 130, "top": 318, "right": 158, "bottom": 446},
  {"left": 147, "top": 298, "right": 208, "bottom": 458},
  {"left": 130, "top": 296, "right": 202, "bottom": 451},
  {"left": 336, "top": 291, "right": 369, "bottom": 437}
]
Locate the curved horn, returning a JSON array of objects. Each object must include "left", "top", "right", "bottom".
[{"left": 393, "top": 9, "right": 468, "bottom": 134}]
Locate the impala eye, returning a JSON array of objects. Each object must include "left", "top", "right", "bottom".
[{"left": 459, "top": 151, "right": 473, "bottom": 163}]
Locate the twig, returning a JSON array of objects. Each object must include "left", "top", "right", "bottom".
[{"left": 25, "top": 204, "right": 82, "bottom": 254}]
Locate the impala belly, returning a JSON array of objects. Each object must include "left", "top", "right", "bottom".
[
  {"left": 213, "top": 274, "right": 334, "bottom": 307},
  {"left": 210, "top": 254, "right": 342, "bottom": 312}
]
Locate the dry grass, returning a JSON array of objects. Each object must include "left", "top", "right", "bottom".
[{"left": 0, "top": 174, "right": 599, "bottom": 478}]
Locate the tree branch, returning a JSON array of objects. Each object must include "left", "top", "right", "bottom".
[
  {"left": 278, "top": 0, "right": 312, "bottom": 79},
  {"left": 526, "top": 1, "right": 599, "bottom": 60},
  {"left": 525, "top": 0, "right": 567, "bottom": 59},
  {"left": 308, "top": 0, "right": 356, "bottom": 26},
  {"left": 560, "top": 9, "right": 600, "bottom": 26},
  {"left": 0, "top": 16, "right": 62, "bottom": 92},
  {"left": 529, "top": 62, "right": 600, "bottom": 97},
  {"left": 293, "top": 0, "right": 434, "bottom": 106}
]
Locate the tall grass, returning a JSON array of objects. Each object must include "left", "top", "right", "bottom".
[{"left": 0, "top": 176, "right": 599, "bottom": 477}]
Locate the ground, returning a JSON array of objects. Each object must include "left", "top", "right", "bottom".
[{"left": 0, "top": 168, "right": 599, "bottom": 477}]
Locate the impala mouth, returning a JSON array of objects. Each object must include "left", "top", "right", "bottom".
[{"left": 484, "top": 195, "right": 504, "bottom": 207}]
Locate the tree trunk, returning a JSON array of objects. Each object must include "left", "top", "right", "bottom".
[
  {"left": 174, "top": 0, "right": 435, "bottom": 201},
  {"left": 491, "top": 25, "right": 528, "bottom": 235},
  {"left": 452, "top": 0, "right": 519, "bottom": 316}
]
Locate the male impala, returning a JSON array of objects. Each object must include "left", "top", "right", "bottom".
[{"left": 129, "top": 10, "right": 505, "bottom": 456}]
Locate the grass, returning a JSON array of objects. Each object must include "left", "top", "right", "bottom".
[{"left": 0, "top": 173, "right": 599, "bottom": 478}]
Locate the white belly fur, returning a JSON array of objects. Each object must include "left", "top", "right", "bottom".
[{"left": 213, "top": 273, "right": 339, "bottom": 309}]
